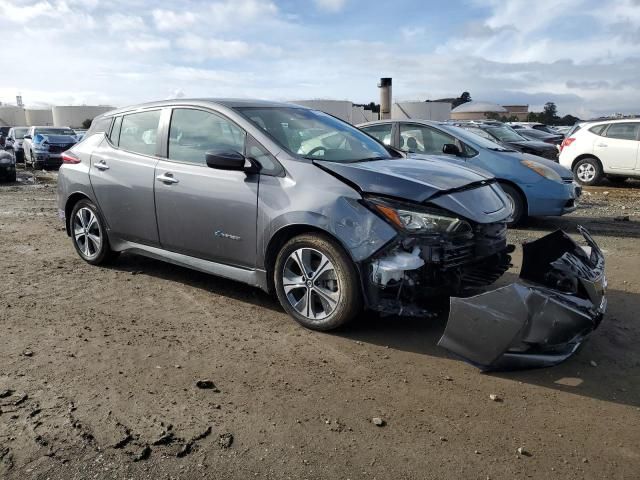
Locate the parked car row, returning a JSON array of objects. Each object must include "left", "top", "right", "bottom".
[{"left": 1, "top": 125, "right": 80, "bottom": 171}]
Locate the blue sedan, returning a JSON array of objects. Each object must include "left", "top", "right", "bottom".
[{"left": 359, "top": 120, "right": 580, "bottom": 225}]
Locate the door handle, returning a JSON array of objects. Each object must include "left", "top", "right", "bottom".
[
  {"left": 597, "top": 143, "right": 608, "bottom": 147},
  {"left": 95, "top": 160, "right": 109, "bottom": 170},
  {"left": 156, "top": 173, "right": 179, "bottom": 184}
]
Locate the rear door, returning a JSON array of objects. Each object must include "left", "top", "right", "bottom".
[
  {"left": 89, "top": 109, "right": 162, "bottom": 246},
  {"left": 154, "top": 107, "right": 259, "bottom": 268},
  {"left": 594, "top": 122, "right": 640, "bottom": 171}
]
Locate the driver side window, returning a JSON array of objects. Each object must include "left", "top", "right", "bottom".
[
  {"left": 168, "top": 108, "right": 246, "bottom": 165},
  {"left": 399, "top": 124, "right": 455, "bottom": 155}
]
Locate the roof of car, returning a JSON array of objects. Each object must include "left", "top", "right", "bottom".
[
  {"left": 357, "top": 119, "right": 444, "bottom": 127},
  {"left": 102, "top": 98, "right": 303, "bottom": 117}
]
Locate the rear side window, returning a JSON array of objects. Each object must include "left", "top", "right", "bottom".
[
  {"left": 361, "top": 124, "right": 393, "bottom": 145},
  {"left": 168, "top": 108, "right": 246, "bottom": 165},
  {"left": 605, "top": 123, "right": 639, "bottom": 141},
  {"left": 588, "top": 124, "right": 607, "bottom": 136},
  {"left": 109, "top": 116, "right": 123, "bottom": 146},
  {"left": 119, "top": 110, "right": 161, "bottom": 156}
]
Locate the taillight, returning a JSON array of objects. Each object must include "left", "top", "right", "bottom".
[
  {"left": 560, "top": 137, "right": 575, "bottom": 152},
  {"left": 62, "top": 151, "right": 81, "bottom": 164}
]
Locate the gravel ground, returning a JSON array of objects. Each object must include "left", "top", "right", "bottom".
[{"left": 1, "top": 170, "right": 639, "bottom": 480}]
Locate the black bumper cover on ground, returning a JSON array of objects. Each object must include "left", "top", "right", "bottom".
[{"left": 438, "top": 226, "right": 606, "bottom": 370}]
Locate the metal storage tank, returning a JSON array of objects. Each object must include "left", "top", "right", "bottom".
[
  {"left": 52, "top": 105, "right": 115, "bottom": 128},
  {"left": 0, "top": 105, "right": 27, "bottom": 126},
  {"left": 25, "top": 108, "right": 54, "bottom": 126},
  {"left": 392, "top": 102, "right": 451, "bottom": 121},
  {"left": 450, "top": 101, "right": 507, "bottom": 120},
  {"left": 291, "top": 100, "right": 354, "bottom": 123}
]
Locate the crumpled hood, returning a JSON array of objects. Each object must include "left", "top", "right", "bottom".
[{"left": 314, "top": 157, "right": 494, "bottom": 203}]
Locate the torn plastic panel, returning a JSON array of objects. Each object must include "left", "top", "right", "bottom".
[{"left": 438, "top": 226, "right": 606, "bottom": 370}]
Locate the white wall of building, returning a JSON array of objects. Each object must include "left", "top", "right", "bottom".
[
  {"left": 351, "top": 106, "right": 377, "bottom": 124},
  {"left": 392, "top": 102, "right": 451, "bottom": 121},
  {"left": 0, "top": 105, "right": 27, "bottom": 126},
  {"left": 292, "top": 100, "right": 354, "bottom": 123},
  {"left": 52, "top": 105, "right": 114, "bottom": 128},
  {"left": 25, "top": 109, "right": 53, "bottom": 126}
]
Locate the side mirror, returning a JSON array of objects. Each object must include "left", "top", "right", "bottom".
[
  {"left": 205, "top": 150, "right": 249, "bottom": 171},
  {"left": 24, "top": 135, "right": 32, "bottom": 140},
  {"left": 442, "top": 143, "right": 461, "bottom": 156}
]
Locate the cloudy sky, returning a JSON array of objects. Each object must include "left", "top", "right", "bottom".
[{"left": 1, "top": 0, "right": 639, "bottom": 117}]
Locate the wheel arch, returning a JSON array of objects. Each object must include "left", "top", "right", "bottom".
[
  {"left": 497, "top": 179, "right": 529, "bottom": 215},
  {"left": 264, "top": 224, "right": 359, "bottom": 295},
  {"left": 571, "top": 154, "right": 602, "bottom": 172},
  {"left": 64, "top": 192, "right": 92, "bottom": 236}
]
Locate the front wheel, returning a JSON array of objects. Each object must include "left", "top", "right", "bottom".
[
  {"left": 500, "top": 183, "right": 526, "bottom": 226},
  {"left": 70, "top": 199, "right": 117, "bottom": 265},
  {"left": 574, "top": 157, "right": 602, "bottom": 186},
  {"left": 274, "top": 234, "right": 362, "bottom": 331}
]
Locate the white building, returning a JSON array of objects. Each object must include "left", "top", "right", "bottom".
[{"left": 0, "top": 104, "right": 114, "bottom": 128}]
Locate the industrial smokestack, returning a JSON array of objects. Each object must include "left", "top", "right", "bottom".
[
  {"left": 16, "top": 95, "right": 23, "bottom": 107},
  {"left": 378, "top": 78, "right": 392, "bottom": 120}
]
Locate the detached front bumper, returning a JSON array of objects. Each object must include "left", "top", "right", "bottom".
[{"left": 438, "top": 226, "right": 606, "bottom": 370}]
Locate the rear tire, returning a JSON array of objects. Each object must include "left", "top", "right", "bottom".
[
  {"left": 274, "top": 234, "right": 362, "bottom": 331},
  {"left": 500, "top": 183, "right": 525, "bottom": 226},
  {"left": 573, "top": 157, "right": 602, "bottom": 186},
  {"left": 70, "top": 199, "right": 117, "bottom": 265}
]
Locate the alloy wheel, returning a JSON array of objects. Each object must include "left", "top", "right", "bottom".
[
  {"left": 73, "top": 207, "right": 102, "bottom": 259},
  {"left": 576, "top": 163, "right": 596, "bottom": 183},
  {"left": 282, "top": 248, "right": 340, "bottom": 321}
]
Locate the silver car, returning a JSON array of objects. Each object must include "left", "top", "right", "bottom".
[{"left": 57, "top": 99, "right": 606, "bottom": 370}]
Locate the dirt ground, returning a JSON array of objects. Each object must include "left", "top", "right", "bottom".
[{"left": 1, "top": 169, "right": 639, "bottom": 480}]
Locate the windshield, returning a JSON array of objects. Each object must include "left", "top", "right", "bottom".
[
  {"left": 485, "top": 126, "right": 527, "bottom": 142},
  {"left": 442, "top": 124, "right": 515, "bottom": 152},
  {"left": 235, "top": 107, "right": 392, "bottom": 162},
  {"left": 14, "top": 127, "right": 28, "bottom": 139},
  {"left": 35, "top": 128, "right": 76, "bottom": 136}
]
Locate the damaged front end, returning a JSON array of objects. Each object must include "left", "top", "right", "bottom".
[
  {"left": 438, "top": 226, "right": 606, "bottom": 370},
  {"left": 361, "top": 196, "right": 513, "bottom": 317}
]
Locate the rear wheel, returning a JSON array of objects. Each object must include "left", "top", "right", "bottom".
[
  {"left": 574, "top": 157, "right": 602, "bottom": 186},
  {"left": 70, "top": 199, "right": 117, "bottom": 265},
  {"left": 274, "top": 234, "right": 362, "bottom": 331},
  {"left": 500, "top": 183, "right": 525, "bottom": 226}
]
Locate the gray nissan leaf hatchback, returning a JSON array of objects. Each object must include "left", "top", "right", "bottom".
[{"left": 58, "top": 99, "right": 606, "bottom": 369}]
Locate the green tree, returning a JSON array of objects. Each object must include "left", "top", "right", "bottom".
[
  {"left": 82, "top": 118, "right": 92, "bottom": 129},
  {"left": 452, "top": 91, "right": 472, "bottom": 108},
  {"left": 542, "top": 102, "right": 559, "bottom": 124}
]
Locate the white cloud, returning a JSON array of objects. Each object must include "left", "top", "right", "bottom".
[
  {"left": 107, "top": 13, "right": 145, "bottom": 32},
  {"left": 176, "top": 34, "right": 252, "bottom": 59},
  {"left": 125, "top": 35, "right": 170, "bottom": 52},
  {"left": 314, "top": 0, "right": 346, "bottom": 12},
  {"left": 152, "top": 9, "right": 196, "bottom": 31}
]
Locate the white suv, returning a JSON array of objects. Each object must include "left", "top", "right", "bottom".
[{"left": 558, "top": 119, "right": 640, "bottom": 185}]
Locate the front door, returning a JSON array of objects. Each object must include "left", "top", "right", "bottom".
[
  {"left": 89, "top": 109, "right": 162, "bottom": 246},
  {"left": 154, "top": 107, "right": 258, "bottom": 268},
  {"left": 594, "top": 122, "right": 640, "bottom": 171}
]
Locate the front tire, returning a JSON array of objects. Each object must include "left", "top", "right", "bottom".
[
  {"left": 500, "top": 183, "right": 525, "bottom": 226},
  {"left": 274, "top": 234, "right": 362, "bottom": 331},
  {"left": 574, "top": 157, "right": 602, "bottom": 186},
  {"left": 70, "top": 199, "right": 117, "bottom": 265}
]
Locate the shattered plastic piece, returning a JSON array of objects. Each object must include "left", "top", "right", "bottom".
[
  {"left": 371, "top": 246, "right": 424, "bottom": 286},
  {"left": 438, "top": 226, "right": 606, "bottom": 370}
]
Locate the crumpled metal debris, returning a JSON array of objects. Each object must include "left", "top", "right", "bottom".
[{"left": 438, "top": 226, "right": 606, "bottom": 370}]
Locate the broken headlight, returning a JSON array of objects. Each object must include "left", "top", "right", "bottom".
[
  {"left": 521, "top": 159, "right": 562, "bottom": 182},
  {"left": 366, "top": 197, "right": 472, "bottom": 235}
]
